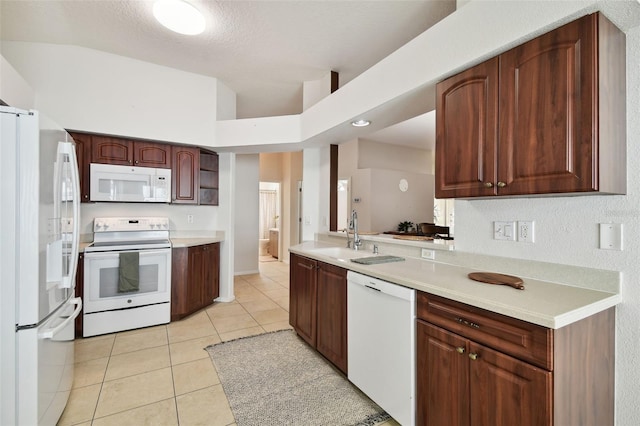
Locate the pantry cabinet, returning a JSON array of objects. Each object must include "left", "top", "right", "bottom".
[
  {"left": 416, "top": 292, "right": 614, "bottom": 426},
  {"left": 436, "top": 12, "right": 625, "bottom": 198},
  {"left": 171, "top": 243, "right": 220, "bottom": 321},
  {"left": 289, "top": 253, "right": 348, "bottom": 374}
]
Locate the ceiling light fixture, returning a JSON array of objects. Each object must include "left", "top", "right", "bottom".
[
  {"left": 351, "top": 119, "right": 371, "bottom": 127},
  {"left": 153, "top": 0, "right": 205, "bottom": 35}
]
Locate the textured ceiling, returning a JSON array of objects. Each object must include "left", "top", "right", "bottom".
[{"left": 1, "top": 1, "right": 454, "bottom": 147}]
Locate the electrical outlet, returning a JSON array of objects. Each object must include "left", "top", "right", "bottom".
[
  {"left": 517, "top": 221, "right": 534, "bottom": 243},
  {"left": 187, "top": 214, "right": 194, "bottom": 224},
  {"left": 494, "top": 221, "right": 515, "bottom": 241},
  {"left": 421, "top": 248, "right": 435, "bottom": 260}
]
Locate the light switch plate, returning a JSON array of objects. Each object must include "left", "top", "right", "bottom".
[
  {"left": 494, "top": 221, "right": 515, "bottom": 241},
  {"left": 599, "top": 223, "right": 623, "bottom": 250}
]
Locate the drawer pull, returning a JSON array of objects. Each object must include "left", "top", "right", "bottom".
[
  {"left": 469, "top": 353, "right": 479, "bottom": 360},
  {"left": 455, "top": 317, "right": 480, "bottom": 329},
  {"left": 456, "top": 346, "right": 465, "bottom": 354}
]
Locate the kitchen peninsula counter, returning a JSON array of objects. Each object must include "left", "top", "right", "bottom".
[{"left": 290, "top": 240, "right": 621, "bottom": 329}]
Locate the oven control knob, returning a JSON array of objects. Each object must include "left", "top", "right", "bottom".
[{"left": 127, "top": 299, "right": 132, "bottom": 304}]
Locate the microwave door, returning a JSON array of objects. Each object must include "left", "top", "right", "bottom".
[{"left": 91, "top": 168, "right": 152, "bottom": 202}]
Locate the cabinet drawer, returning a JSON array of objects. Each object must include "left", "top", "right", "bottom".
[{"left": 417, "top": 292, "right": 552, "bottom": 370}]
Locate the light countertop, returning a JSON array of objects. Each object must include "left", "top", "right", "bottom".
[
  {"left": 170, "top": 236, "right": 224, "bottom": 248},
  {"left": 290, "top": 241, "right": 621, "bottom": 330}
]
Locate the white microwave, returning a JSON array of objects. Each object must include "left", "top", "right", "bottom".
[{"left": 90, "top": 163, "right": 171, "bottom": 203}]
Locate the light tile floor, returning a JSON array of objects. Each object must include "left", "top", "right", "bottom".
[{"left": 59, "top": 260, "right": 400, "bottom": 426}]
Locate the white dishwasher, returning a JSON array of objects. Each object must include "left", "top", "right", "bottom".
[{"left": 347, "top": 271, "right": 416, "bottom": 426}]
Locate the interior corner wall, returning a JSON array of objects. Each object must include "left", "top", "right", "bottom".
[
  {"left": 216, "top": 80, "right": 236, "bottom": 121},
  {"left": 1, "top": 41, "right": 218, "bottom": 147},
  {"left": 302, "top": 146, "right": 331, "bottom": 241},
  {"left": 369, "top": 170, "right": 434, "bottom": 232},
  {"left": 0, "top": 53, "right": 35, "bottom": 109},
  {"left": 358, "top": 138, "right": 432, "bottom": 174},
  {"left": 234, "top": 154, "right": 259, "bottom": 275},
  {"left": 281, "top": 151, "right": 303, "bottom": 263}
]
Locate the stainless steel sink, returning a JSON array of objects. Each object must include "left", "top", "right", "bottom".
[{"left": 350, "top": 255, "right": 405, "bottom": 265}]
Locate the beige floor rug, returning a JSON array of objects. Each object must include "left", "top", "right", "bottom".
[{"left": 206, "top": 330, "right": 390, "bottom": 426}]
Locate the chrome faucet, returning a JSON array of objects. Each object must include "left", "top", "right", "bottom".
[
  {"left": 349, "top": 209, "right": 362, "bottom": 250},
  {"left": 342, "top": 228, "right": 352, "bottom": 248}
]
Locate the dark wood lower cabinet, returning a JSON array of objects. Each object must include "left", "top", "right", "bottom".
[
  {"left": 171, "top": 243, "right": 220, "bottom": 321},
  {"left": 289, "top": 253, "right": 347, "bottom": 374},
  {"left": 74, "top": 252, "right": 84, "bottom": 337},
  {"left": 417, "top": 321, "right": 551, "bottom": 426},
  {"left": 289, "top": 253, "right": 318, "bottom": 347},
  {"left": 316, "top": 262, "right": 348, "bottom": 374},
  {"left": 416, "top": 292, "right": 614, "bottom": 426}
]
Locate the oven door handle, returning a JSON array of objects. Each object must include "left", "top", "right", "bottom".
[{"left": 84, "top": 248, "right": 170, "bottom": 259}]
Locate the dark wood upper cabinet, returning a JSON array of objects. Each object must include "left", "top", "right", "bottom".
[
  {"left": 199, "top": 150, "right": 219, "bottom": 206},
  {"left": 91, "top": 136, "right": 171, "bottom": 168},
  {"left": 171, "top": 146, "right": 200, "bottom": 204},
  {"left": 91, "top": 135, "right": 134, "bottom": 165},
  {"left": 436, "top": 12, "right": 626, "bottom": 198},
  {"left": 133, "top": 141, "right": 171, "bottom": 168},
  {"left": 68, "top": 132, "right": 91, "bottom": 202},
  {"left": 436, "top": 58, "right": 499, "bottom": 198}
]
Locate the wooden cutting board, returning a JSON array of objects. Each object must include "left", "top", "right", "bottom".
[{"left": 468, "top": 272, "right": 525, "bottom": 290}]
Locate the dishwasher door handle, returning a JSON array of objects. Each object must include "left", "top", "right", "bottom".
[{"left": 364, "top": 284, "right": 381, "bottom": 292}]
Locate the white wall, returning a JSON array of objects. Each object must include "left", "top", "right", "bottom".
[
  {"left": 1, "top": 42, "right": 219, "bottom": 147},
  {"left": 338, "top": 139, "right": 434, "bottom": 233},
  {"left": 0, "top": 53, "right": 35, "bottom": 109},
  {"left": 281, "top": 151, "right": 303, "bottom": 262},
  {"left": 358, "top": 139, "right": 432, "bottom": 174},
  {"left": 78, "top": 203, "right": 219, "bottom": 242},
  {"left": 233, "top": 154, "right": 259, "bottom": 274},
  {"left": 302, "top": 146, "right": 330, "bottom": 241}
]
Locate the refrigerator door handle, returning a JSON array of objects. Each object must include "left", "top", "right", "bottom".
[
  {"left": 38, "top": 297, "right": 82, "bottom": 339},
  {"left": 59, "top": 141, "right": 81, "bottom": 290}
]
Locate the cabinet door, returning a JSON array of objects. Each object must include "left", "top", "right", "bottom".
[
  {"left": 316, "top": 262, "right": 348, "bottom": 374},
  {"left": 203, "top": 243, "right": 220, "bottom": 303},
  {"left": 74, "top": 253, "right": 84, "bottom": 337},
  {"left": 498, "top": 14, "right": 597, "bottom": 195},
  {"left": 172, "top": 146, "right": 199, "bottom": 204},
  {"left": 68, "top": 132, "right": 91, "bottom": 202},
  {"left": 417, "top": 321, "right": 469, "bottom": 426},
  {"left": 91, "top": 136, "right": 134, "bottom": 165},
  {"left": 289, "top": 253, "right": 317, "bottom": 347},
  {"left": 436, "top": 57, "right": 499, "bottom": 198},
  {"left": 187, "top": 245, "right": 206, "bottom": 310},
  {"left": 469, "top": 342, "right": 552, "bottom": 426},
  {"left": 134, "top": 142, "right": 171, "bottom": 168}
]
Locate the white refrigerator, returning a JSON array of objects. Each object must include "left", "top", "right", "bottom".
[{"left": 0, "top": 106, "right": 82, "bottom": 425}]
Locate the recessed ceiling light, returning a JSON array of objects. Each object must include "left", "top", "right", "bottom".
[
  {"left": 351, "top": 119, "right": 371, "bottom": 127},
  {"left": 153, "top": 0, "right": 205, "bottom": 35}
]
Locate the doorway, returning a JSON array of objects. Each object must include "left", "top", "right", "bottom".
[{"left": 259, "top": 182, "right": 280, "bottom": 262}]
